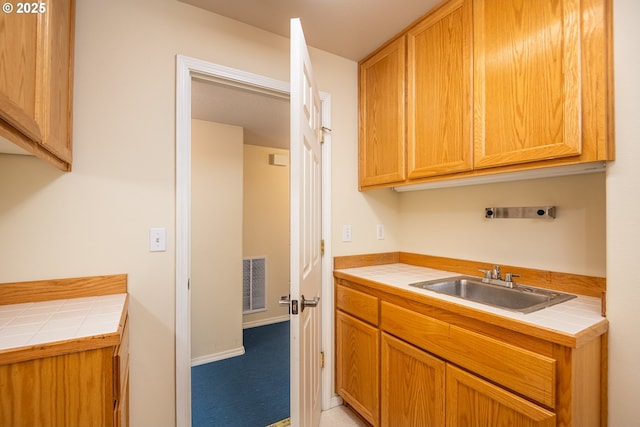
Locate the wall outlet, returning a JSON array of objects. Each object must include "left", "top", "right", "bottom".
[
  {"left": 342, "top": 224, "right": 352, "bottom": 242},
  {"left": 376, "top": 224, "right": 385, "bottom": 240}
]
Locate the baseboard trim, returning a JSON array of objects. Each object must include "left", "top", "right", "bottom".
[
  {"left": 191, "top": 346, "right": 245, "bottom": 366},
  {"left": 243, "top": 314, "right": 290, "bottom": 329}
]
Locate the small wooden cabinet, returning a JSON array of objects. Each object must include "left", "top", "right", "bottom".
[
  {"left": 0, "top": 275, "right": 129, "bottom": 427},
  {"left": 358, "top": 0, "right": 613, "bottom": 190},
  {"left": 0, "top": 317, "right": 129, "bottom": 427},
  {"left": 0, "top": 0, "right": 75, "bottom": 170},
  {"left": 335, "top": 285, "right": 380, "bottom": 426}
]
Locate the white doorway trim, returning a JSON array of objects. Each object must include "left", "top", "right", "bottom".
[{"left": 175, "top": 54, "right": 334, "bottom": 427}]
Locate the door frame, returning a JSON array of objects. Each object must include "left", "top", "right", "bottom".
[{"left": 175, "top": 54, "right": 335, "bottom": 427}]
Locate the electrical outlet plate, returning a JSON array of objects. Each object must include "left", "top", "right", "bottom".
[
  {"left": 342, "top": 224, "right": 352, "bottom": 242},
  {"left": 376, "top": 224, "right": 385, "bottom": 240}
]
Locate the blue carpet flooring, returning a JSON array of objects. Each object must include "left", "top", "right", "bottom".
[{"left": 192, "top": 321, "right": 290, "bottom": 427}]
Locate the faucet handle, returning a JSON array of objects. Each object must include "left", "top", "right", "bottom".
[
  {"left": 505, "top": 273, "right": 520, "bottom": 284},
  {"left": 479, "top": 269, "right": 492, "bottom": 280}
]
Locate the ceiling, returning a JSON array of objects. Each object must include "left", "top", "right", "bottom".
[
  {"left": 179, "top": 0, "right": 440, "bottom": 62},
  {"left": 191, "top": 80, "right": 291, "bottom": 149},
  {"left": 185, "top": 0, "right": 440, "bottom": 150}
]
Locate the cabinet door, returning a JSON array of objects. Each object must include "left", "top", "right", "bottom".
[
  {"left": 407, "top": 0, "right": 473, "bottom": 179},
  {"left": 0, "top": 11, "right": 41, "bottom": 143},
  {"left": 0, "top": 0, "right": 74, "bottom": 168},
  {"left": 473, "top": 0, "right": 581, "bottom": 169},
  {"left": 446, "top": 365, "right": 556, "bottom": 427},
  {"left": 336, "top": 310, "right": 380, "bottom": 426},
  {"left": 38, "top": 0, "right": 74, "bottom": 163},
  {"left": 381, "top": 333, "right": 445, "bottom": 427},
  {"left": 359, "top": 37, "right": 406, "bottom": 188}
]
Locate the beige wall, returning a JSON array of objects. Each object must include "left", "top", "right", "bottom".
[
  {"left": 191, "top": 120, "right": 243, "bottom": 362},
  {"left": 0, "top": 0, "right": 638, "bottom": 425},
  {"left": 607, "top": 1, "right": 640, "bottom": 425},
  {"left": 397, "top": 173, "right": 606, "bottom": 276},
  {"left": 243, "top": 145, "right": 291, "bottom": 326},
  {"left": 0, "top": 0, "right": 356, "bottom": 425}
]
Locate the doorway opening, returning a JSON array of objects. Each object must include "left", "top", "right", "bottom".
[
  {"left": 190, "top": 78, "right": 292, "bottom": 425},
  {"left": 176, "top": 56, "right": 335, "bottom": 427}
]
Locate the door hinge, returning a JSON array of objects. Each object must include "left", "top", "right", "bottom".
[
  {"left": 320, "top": 351, "right": 325, "bottom": 369},
  {"left": 320, "top": 239, "right": 325, "bottom": 256}
]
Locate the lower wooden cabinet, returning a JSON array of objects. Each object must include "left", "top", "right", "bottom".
[
  {"left": 334, "top": 276, "right": 606, "bottom": 427},
  {"left": 381, "top": 332, "right": 445, "bottom": 427},
  {"left": 336, "top": 310, "right": 380, "bottom": 426},
  {"left": 447, "top": 364, "right": 555, "bottom": 427},
  {"left": 0, "top": 316, "right": 129, "bottom": 427},
  {"left": 381, "top": 332, "right": 555, "bottom": 427}
]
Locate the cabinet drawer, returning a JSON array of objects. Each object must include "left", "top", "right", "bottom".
[
  {"left": 336, "top": 284, "right": 379, "bottom": 326},
  {"left": 381, "top": 302, "right": 556, "bottom": 408}
]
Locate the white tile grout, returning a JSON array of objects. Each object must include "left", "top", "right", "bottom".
[{"left": 0, "top": 294, "right": 127, "bottom": 351}]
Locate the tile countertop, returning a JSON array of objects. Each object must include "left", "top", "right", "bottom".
[
  {"left": 0, "top": 293, "right": 127, "bottom": 352},
  {"left": 335, "top": 263, "right": 605, "bottom": 337}
]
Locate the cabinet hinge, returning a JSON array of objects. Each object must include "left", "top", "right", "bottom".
[
  {"left": 320, "top": 239, "right": 325, "bottom": 256},
  {"left": 320, "top": 351, "right": 325, "bottom": 369}
]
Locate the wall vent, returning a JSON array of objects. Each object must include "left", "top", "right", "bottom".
[{"left": 243, "top": 257, "right": 266, "bottom": 313}]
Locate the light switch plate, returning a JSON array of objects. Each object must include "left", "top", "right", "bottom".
[{"left": 150, "top": 227, "right": 166, "bottom": 252}]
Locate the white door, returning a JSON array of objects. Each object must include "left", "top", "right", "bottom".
[{"left": 289, "top": 17, "right": 323, "bottom": 427}]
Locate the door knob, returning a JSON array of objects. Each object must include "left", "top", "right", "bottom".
[
  {"left": 279, "top": 295, "right": 291, "bottom": 306},
  {"left": 300, "top": 295, "right": 320, "bottom": 312}
]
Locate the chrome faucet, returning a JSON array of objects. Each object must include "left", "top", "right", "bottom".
[
  {"left": 478, "top": 265, "right": 519, "bottom": 288},
  {"left": 492, "top": 265, "right": 502, "bottom": 280}
]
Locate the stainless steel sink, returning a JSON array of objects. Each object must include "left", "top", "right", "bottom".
[{"left": 409, "top": 276, "right": 576, "bottom": 314}]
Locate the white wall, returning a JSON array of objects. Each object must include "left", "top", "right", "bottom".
[
  {"left": 191, "top": 120, "right": 244, "bottom": 362},
  {"left": 243, "top": 145, "right": 290, "bottom": 326},
  {"left": 607, "top": 1, "right": 640, "bottom": 425}
]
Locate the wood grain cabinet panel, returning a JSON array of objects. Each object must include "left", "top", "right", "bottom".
[
  {"left": 0, "top": 311, "right": 128, "bottom": 427},
  {"left": 358, "top": 36, "right": 407, "bottom": 188},
  {"left": 336, "top": 310, "right": 380, "bottom": 426},
  {"left": 407, "top": 0, "right": 473, "bottom": 179},
  {"left": 0, "top": 0, "right": 74, "bottom": 170},
  {"left": 446, "top": 364, "right": 556, "bottom": 427},
  {"left": 336, "top": 284, "right": 379, "bottom": 326},
  {"left": 357, "top": 0, "right": 612, "bottom": 190},
  {"left": 381, "top": 333, "right": 445, "bottom": 427},
  {"left": 473, "top": 0, "right": 581, "bottom": 168}
]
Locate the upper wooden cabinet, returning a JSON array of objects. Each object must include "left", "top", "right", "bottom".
[
  {"left": 473, "top": 0, "right": 582, "bottom": 169},
  {"left": 359, "top": 37, "right": 406, "bottom": 188},
  {"left": 407, "top": 0, "right": 473, "bottom": 180},
  {"left": 358, "top": 0, "right": 613, "bottom": 190},
  {"left": 0, "top": 0, "right": 75, "bottom": 171}
]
